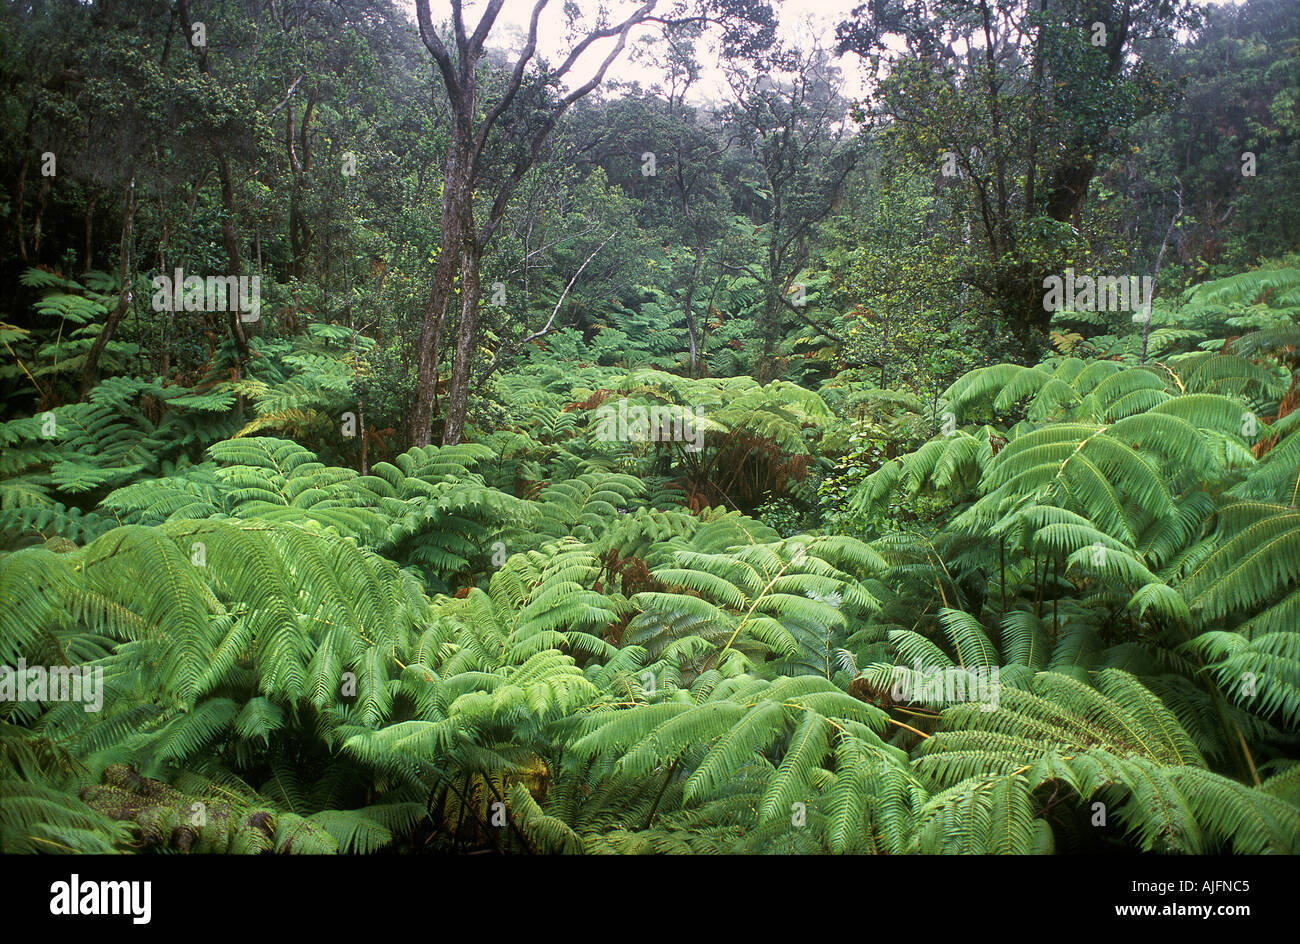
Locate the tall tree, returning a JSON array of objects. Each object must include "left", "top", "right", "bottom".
[
  {"left": 837, "top": 0, "right": 1201, "bottom": 350},
  {"left": 409, "top": 0, "right": 774, "bottom": 446},
  {"left": 721, "top": 41, "right": 858, "bottom": 377}
]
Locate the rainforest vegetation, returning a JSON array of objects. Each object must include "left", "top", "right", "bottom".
[{"left": 1, "top": 0, "right": 1299, "bottom": 856}]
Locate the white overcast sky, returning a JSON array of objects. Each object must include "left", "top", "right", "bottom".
[
  {"left": 403, "top": 0, "right": 1242, "bottom": 106},
  {"left": 404, "top": 0, "right": 879, "bottom": 102}
]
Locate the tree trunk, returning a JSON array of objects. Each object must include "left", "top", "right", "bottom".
[
  {"left": 1042, "top": 4, "right": 1129, "bottom": 224},
  {"left": 286, "top": 90, "right": 315, "bottom": 281},
  {"left": 177, "top": 0, "right": 249, "bottom": 368},
  {"left": 81, "top": 176, "right": 135, "bottom": 397},
  {"left": 157, "top": 181, "right": 173, "bottom": 377},
  {"left": 410, "top": 140, "right": 473, "bottom": 447},
  {"left": 30, "top": 174, "right": 51, "bottom": 262},
  {"left": 441, "top": 241, "right": 483, "bottom": 445},
  {"left": 82, "top": 191, "right": 97, "bottom": 275},
  {"left": 214, "top": 152, "right": 250, "bottom": 365},
  {"left": 683, "top": 243, "right": 703, "bottom": 376},
  {"left": 408, "top": 0, "right": 653, "bottom": 446},
  {"left": 14, "top": 105, "right": 34, "bottom": 264},
  {"left": 1025, "top": 0, "right": 1048, "bottom": 214}
]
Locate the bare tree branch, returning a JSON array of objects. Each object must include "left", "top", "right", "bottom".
[
  {"left": 1140, "top": 177, "right": 1184, "bottom": 365},
  {"left": 265, "top": 74, "right": 304, "bottom": 116},
  {"left": 476, "top": 232, "right": 616, "bottom": 390},
  {"left": 472, "top": 0, "right": 550, "bottom": 170},
  {"left": 415, "top": 0, "right": 460, "bottom": 98}
]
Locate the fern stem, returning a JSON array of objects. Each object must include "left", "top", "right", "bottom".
[
  {"left": 643, "top": 756, "right": 681, "bottom": 830},
  {"left": 427, "top": 773, "right": 496, "bottom": 853},
  {"left": 1051, "top": 555, "right": 1058, "bottom": 638},
  {"left": 451, "top": 774, "right": 471, "bottom": 852},
  {"left": 30, "top": 836, "right": 80, "bottom": 853},
  {"left": 887, "top": 717, "right": 931, "bottom": 739},
  {"left": 482, "top": 776, "right": 534, "bottom": 854},
  {"left": 999, "top": 537, "right": 1006, "bottom": 615},
  {"left": 713, "top": 551, "right": 797, "bottom": 663},
  {"left": 1033, "top": 553, "right": 1042, "bottom": 618},
  {"left": 3, "top": 339, "right": 49, "bottom": 400},
  {"left": 892, "top": 705, "right": 941, "bottom": 719},
  {"left": 1169, "top": 618, "right": 1257, "bottom": 784},
  {"left": 1235, "top": 726, "right": 1261, "bottom": 786}
]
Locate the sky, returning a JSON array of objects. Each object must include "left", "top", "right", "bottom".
[
  {"left": 405, "top": 1, "right": 876, "bottom": 102},
  {"left": 404, "top": 0, "right": 1245, "bottom": 106}
]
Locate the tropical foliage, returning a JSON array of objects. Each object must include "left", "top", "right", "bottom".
[
  {"left": 0, "top": 0, "right": 1297, "bottom": 856},
  {"left": 3, "top": 262, "right": 1298, "bottom": 855}
]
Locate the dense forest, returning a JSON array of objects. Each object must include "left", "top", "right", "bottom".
[{"left": 1, "top": 0, "right": 1298, "bottom": 857}]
